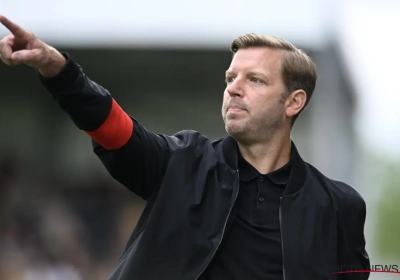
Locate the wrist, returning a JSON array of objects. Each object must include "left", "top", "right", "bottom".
[{"left": 38, "top": 48, "right": 66, "bottom": 78}]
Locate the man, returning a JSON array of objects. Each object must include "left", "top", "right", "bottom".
[{"left": 0, "top": 15, "right": 369, "bottom": 280}]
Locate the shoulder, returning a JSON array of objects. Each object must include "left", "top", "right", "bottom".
[{"left": 305, "top": 162, "right": 366, "bottom": 211}]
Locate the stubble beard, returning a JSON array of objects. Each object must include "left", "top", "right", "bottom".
[{"left": 224, "top": 111, "right": 284, "bottom": 144}]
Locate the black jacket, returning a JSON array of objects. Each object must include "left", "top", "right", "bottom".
[{"left": 40, "top": 54, "right": 370, "bottom": 280}]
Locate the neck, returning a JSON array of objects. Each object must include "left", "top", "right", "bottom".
[{"left": 237, "top": 131, "right": 291, "bottom": 174}]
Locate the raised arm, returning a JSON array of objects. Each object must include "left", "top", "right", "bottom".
[{"left": 0, "top": 15, "right": 174, "bottom": 199}]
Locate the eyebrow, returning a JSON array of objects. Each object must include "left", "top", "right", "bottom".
[
  {"left": 247, "top": 71, "right": 269, "bottom": 81},
  {"left": 225, "top": 70, "right": 270, "bottom": 83}
]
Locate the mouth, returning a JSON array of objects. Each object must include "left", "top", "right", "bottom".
[
  {"left": 228, "top": 108, "right": 244, "bottom": 112},
  {"left": 227, "top": 106, "right": 246, "bottom": 112}
]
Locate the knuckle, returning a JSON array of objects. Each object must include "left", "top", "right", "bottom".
[
  {"left": 26, "top": 31, "right": 36, "bottom": 40},
  {"left": 2, "top": 35, "right": 13, "bottom": 43}
]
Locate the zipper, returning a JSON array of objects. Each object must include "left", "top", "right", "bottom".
[
  {"left": 279, "top": 197, "right": 286, "bottom": 280},
  {"left": 194, "top": 169, "right": 240, "bottom": 280}
]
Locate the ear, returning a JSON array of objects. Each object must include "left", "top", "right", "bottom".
[{"left": 285, "top": 89, "right": 307, "bottom": 118}]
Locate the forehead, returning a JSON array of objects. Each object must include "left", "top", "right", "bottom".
[{"left": 228, "top": 47, "right": 282, "bottom": 75}]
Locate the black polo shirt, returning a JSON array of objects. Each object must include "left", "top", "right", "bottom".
[{"left": 199, "top": 151, "right": 292, "bottom": 280}]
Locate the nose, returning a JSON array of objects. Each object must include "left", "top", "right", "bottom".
[{"left": 227, "top": 78, "right": 244, "bottom": 97}]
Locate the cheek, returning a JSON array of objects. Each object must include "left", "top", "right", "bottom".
[{"left": 250, "top": 97, "right": 274, "bottom": 118}]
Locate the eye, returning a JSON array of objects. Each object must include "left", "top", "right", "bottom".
[
  {"left": 225, "top": 76, "right": 235, "bottom": 83},
  {"left": 250, "top": 77, "right": 262, "bottom": 83}
]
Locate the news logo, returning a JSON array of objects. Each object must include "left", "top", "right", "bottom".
[{"left": 331, "top": 264, "right": 400, "bottom": 275}]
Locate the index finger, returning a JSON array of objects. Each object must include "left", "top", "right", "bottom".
[{"left": 0, "top": 15, "right": 26, "bottom": 37}]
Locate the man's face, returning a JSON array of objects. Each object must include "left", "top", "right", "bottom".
[{"left": 222, "top": 47, "right": 287, "bottom": 142}]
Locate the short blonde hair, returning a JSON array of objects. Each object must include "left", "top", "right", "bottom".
[{"left": 231, "top": 33, "right": 318, "bottom": 125}]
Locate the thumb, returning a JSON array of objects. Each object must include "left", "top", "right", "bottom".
[{"left": 11, "top": 49, "right": 40, "bottom": 65}]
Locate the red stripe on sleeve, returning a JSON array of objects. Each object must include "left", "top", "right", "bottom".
[{"left": 85, "top": 99, "right": 134, "bottom": 150}]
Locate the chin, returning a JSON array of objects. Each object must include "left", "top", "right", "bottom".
[{"left": 225, "top": 122, "right": 247, "bottom": 137}]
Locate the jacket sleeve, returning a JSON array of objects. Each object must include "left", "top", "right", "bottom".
[
  {"left": 38, "top": 53, "right": 174, "bottom": 199},
  {"left": 337, "top": 191, "right": 370, "bottom": 280}
]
